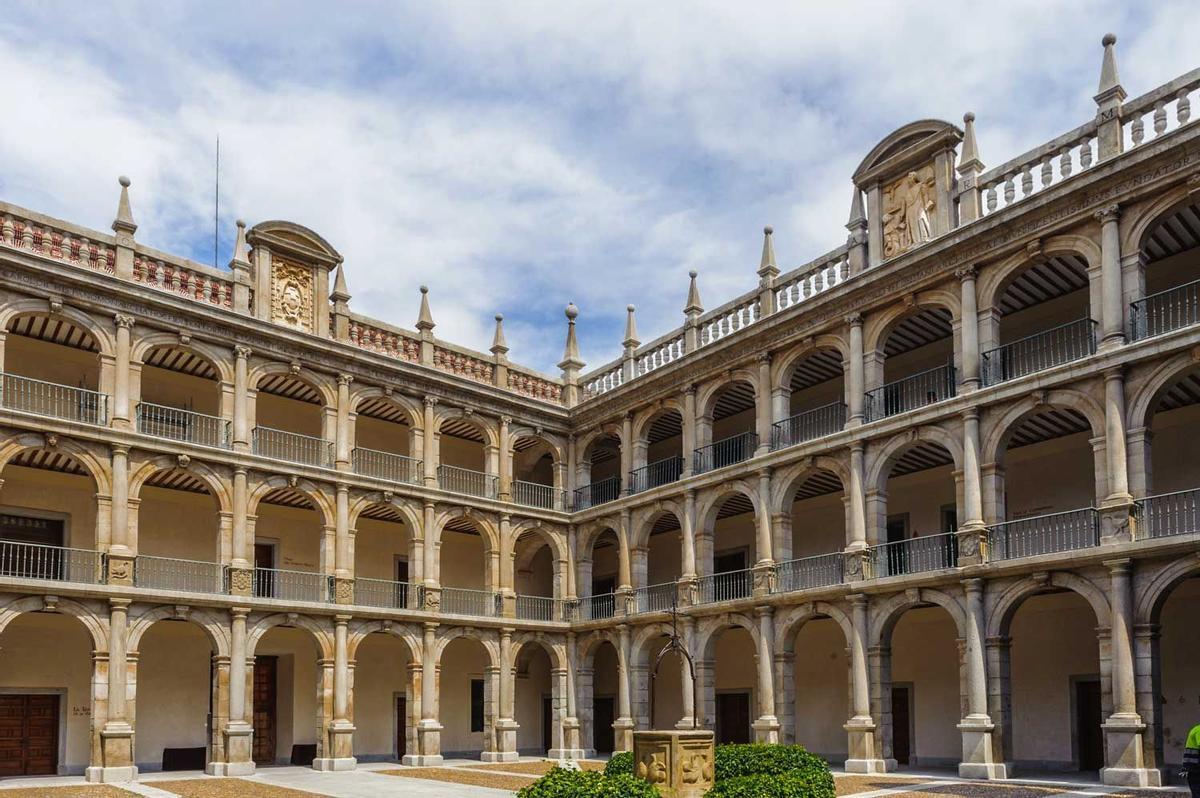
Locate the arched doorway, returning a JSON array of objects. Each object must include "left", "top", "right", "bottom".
[
  {"left": 697, "top": 380, "right": 758, "bottom": 473},
  {"left": 577, "top": 432, "right": 621, "bottom": 509},
  {"left": 872, "top": 439, "right": 958, "bottom": 577},
  {"left": 250, "top": 623, "right": 327, "bottom": 767},
  {"left": 137, "top": 345, "right": 226, "bottom": 447},
  {"left": 775, "top": 347, "right": 847, "bottom": 448},
  {"left": 2, "top": 313, "right": 105, "bottom": 425},
  {"left": 779, "top": 468, "right": 846, "bottom": 589},
  {"left": 699, "top": 624, "right": 757, "bottom": 745},
  {"left": 631, "top": 409, "right": 684, "bottom": 493},
  {"left": 698, "top": 491, "right": 757, "bottom": 603},
  {"left": 134, "top": 618, "right": 217, "bottom": 771},
  {"left": 439, "top": 635, "right": 493, "bottom": 759},
  {"left": 351, "top": 631, "right": 414, "bottom": 763},
  {"left": 513, "top": 642, "right": 557, "bottom": 755},
  {"left": 868, "top": 307, "right": 956, "bottom": 421},
  {"left": 252, "top": 373, "right": 330, "bottom": 468}
]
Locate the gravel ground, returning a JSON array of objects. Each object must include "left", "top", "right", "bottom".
[
  {"left": 836, "top": 775, "right": 933, "bottom": 795},
  {"left": 462, "top": 760, "right": 607, "bottom": 775},
  {"left": 0, "top": 788, "right": 136, "bottom": 798},
  {"left": 151, "top": 778, "right": 326, "bottom": 798},
  {"left": 379, "top": 767, "right": 537, "bottom": 791}
]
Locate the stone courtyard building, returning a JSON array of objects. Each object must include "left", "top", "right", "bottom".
[{"left": 0, "top": 34, "right": 1195, "bottom": 789}]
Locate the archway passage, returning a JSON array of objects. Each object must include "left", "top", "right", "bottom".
[
  {"left": 254, "top": 488, "right": 326, "bottom": 602},
  {"left": 586, "top": 640, "right": 621, "bottom": 754},
  {"left": 352, "top": 397, "right": 416, "bottom": 483},
  {"left": 780, "top": 470, "right": 845, "bottom": 589},
  {"left": 576, "top": 433, "right": 621, "bottom": 509},
  {"left": 253, "top": 374, "right": 328, "bottom": 467},
  {"left": 436, "top": 417, "right": 492, "bottom": 498},
  {"left": 700, "top": 493, "right": 756, "bottom": 603},
  {"left": 135, "top": 468, "right": 222, "bottom": 594},
  {"left": 138, "top": 346, "right": 225, "bottom": 447},
  {"left": 703, "top": 626, "right": 757, "bottom": 745},
  {"left": 983, "top": 254, "right": 1094, "bottom": 385},
  {"left": 1139, "top": 366, "right": 1200, "bottom": 538},
  {"left": 640, "top": 511, "right": 682, "bottom": 612},
  {"left": 638, "top": 634, "right": 684, "bottom": 731},
  {"left": 788, "top": 617, "right": 848, "bottom": 759},
  {"left": 438, "top": 516, "right": 494, "bottom": 616},
  {"left": 513, "top": 530, "right": 559, "bottom": 621},
  {"left": 775, "top": 348, "right": 846, "bottom": 448},
  {"left": 352, "top": 632, "right": 413, "bottom": 762},
  {"left": 1133, "top": 197, "right": 1200, "bottom": 340},
  {"left": 512, "top": 436, "right": 560, "bottom": 510},
  {"left": 439, "top": 636, "right": 492, "bottom": 759},
  {"left": 631, "top": 410, "right": 684, "bottom": 493},
  {"left": 2, "top": 315, "right": 103, "bottom": 424},
  {"left": 875, "top": 442, "right": 957, "bottom": 577},
  {"left": 0, "top": 612, "right": 94, "bottom": 775},
  {"left": 1153, "top": 575, "right": 1200, "bottom": 772},
  {"left": 352, "top": 504, "right": 413, "bottom": 609},
  {"left": 698, "top": 381, "right": 757, "bottom": 473},
  {"left": 988, "top": 408, "right": 1097, "bottom": 561},
  {"left": 580, "top": 528, "right": 619, "bottom": 620},
  {"left": 514, "top": 644, "right": 556, "bottom": 755},
  {"left": 252, "top": 625, "right": 324, "bottom": 767},
  {"left": 135, "top": 619, "right": 216, "bottom": 771},
  {"left": 1001, "top": 590, "right": 1103, "bottom": 774},
  {"left": 883, "top": 606, "right": 960, "bottom": 769},
  {"left": 870, "top": 308, "right": 955, "bottom": 421}
]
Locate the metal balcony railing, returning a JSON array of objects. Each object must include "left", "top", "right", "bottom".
[
  {"left": 697, "top": 569, "right": 753, "bottom": 604},
  {"left": 0, "top": 540, "right": 105, "bottom": 585},
  {"left": 573, "top": 476, "right": 620, "bottom": 510},
  {"left": 515, "top": 594, "right": 568, "bottom": 622},
  {"left": 353, "top": 577, "right": 417, "bottom": 609},
  {"left": 1137, "top": 487, "right": 1200, "bottom": 539},
  {"left": 351, "top": 448, "right": 422, "bottom": 484},
  {"left": 628, "top": 456, "right": 684, "bottom": 494},
  {"left": 252, "top": 427, "right": 332, "bottom": 468},
  {"left": 986, "top": 508, "right": 1099, "bottom": 561},
  {"left": 0, "top": 372, "right": 106, "bottom": 425},
  {"left": 866, "top": 364, "right": 956, "bottom": 422},
  {"left": 437, "top": 465, "right": 498, "bottom": 499},
  {"left": 871, "top": 532, "right": 958, "bottom": 578},
  {"left": 512, "top": 480, "right": 565, "bottom": 510},
  {"left": 576, "top": 592, "right": 617, "bottom": 621},
  {"left": 133, "top": 555, "right": 225, "bottom": 594},
  {"left": 437, "top": 586, "right": 501, "bottom": 617},
  {"left": 770, "top": 402, "right": 846, "bottom": 450},
  {"left": 693, "top": 431, "right": 758, "bottom": 474},
  {"left": 137, "top": 402, "right": 230, "bottom": 448},
  {"left": 1131, "top": 279, "right": 1200, "bottom": 341},
  {"left": 633, "top": 582, "right": 676, "bottom": 614},
  {"left": 981, "top": 318, "right": 1096, "bottom": 386},
  {"left": 252, "top": 567, "right": 331, "bottom": 603},
  {"left": 774, "top": 552, "right": 844, "bottom": 593}
]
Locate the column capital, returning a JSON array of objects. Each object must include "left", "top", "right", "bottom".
[
  {"left": 755, "top": 351, "right": 771, "bottom": 365},
  {"left": 111, "top": 443, "right": 130, "bottom": 457},
  {"left": 423, "top": 395, "right": 438, "bottom": 408},
  {"left": 113, "top": 313, "right": 135, "bottom": 329},
  {"left": 1104, "top": 557, "right": 1133, "bottom": 575},
  {"left": 1104, "top": 365, "right": 1126, "bottom": 382},
  {"left": 499, "top": 415, "right": 512, "bottom": 427},
  {"left": 231, "top": 607, "right": 252, "bottom": 620},
  {"left": 754, "top": 605, "right": 774, "bottom": 619},
  {"left": 334, "top": 613, "right": 352, "bottom": 626},
  {"left": 682, "top": 383, "right": 697, "bottom": 396},
  {"left": 847, "top": 592, "right": 868, "bottom": 609},
  {"left": 845, "top": 312, "right": 863, "bottom": 328},
  {"left": 234, "top": 344, "right": 252, "bottom": 360},
  {"left": 336, "top": 372, "right": 354, "bottom": 387},
  {"left": 961, "top": 577, "right": 985, "bottom": 595},
  {"left": 108, "top": 597, "right": 132, "bottom": 610},
  {"left": 955, "top": 265, "right": 978, "bottom": 283},
  {"left": 961, "top": 406, "right": 980, "bottom": 422},
  {"left": 1094, "top": 203, "right": 1120, "bottom": 224}
]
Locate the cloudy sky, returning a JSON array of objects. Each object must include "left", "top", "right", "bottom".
[{"left": 0, "top": 2, "right": 1193, "bottom": 374}]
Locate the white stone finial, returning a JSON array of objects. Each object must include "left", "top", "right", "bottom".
[
  {"left": 623, "top": 304, "right": 640, "bottom": 349},
  {"left": 230, "top": 218, "right": 250, "bottom": 266},
  {"left": 959, "top": 111, "right": 984, "bottom": 171},
  {"left": 846, "top": 187, "right": 867, "bottom": 232},
  {"left": 330, "top": 263, "right": 351, "bottom": 303},
  {"left": 559, "top": 303, "right": 584, "bottom": 371},
  {"left": 1096, "top": 32, "right": 1126, "bottom": 105},
  {"left": 112, "top": 175, "right": 137, "bottom": 235},
  {"left": 684, "top": 270, "right": 703, "bottom": 317},
  {"left": 758, "top": 225, "right": 778, "bottom": 279},
  {"left": 490, "top": 313, "right": 509, "bottom": 356},
  {"left": 416, "top": 285, "right": 435, "bottom": 331}
]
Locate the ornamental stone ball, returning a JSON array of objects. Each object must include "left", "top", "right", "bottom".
[
  {"left": 1102, "top": 32, "right": 1116, "bottom": 46},
  {"left": 565, "top": 302, "right": 579, "bottom": 321},
  {"left": 118, "top": 175, "right": 131, "bottom": 187}
]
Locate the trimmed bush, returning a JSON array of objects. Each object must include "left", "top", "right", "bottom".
[
  {"left": 603, "top": 750, "right": 634, "bottom": 777},
  {"left": 706, "top": 772, "right": 835, "bottom": 798},
  {"left": 713, "top": 743, "right": 831, "bottom": 782},
  {"left": 516, "top": 765, "right": 659, "bottom": 798}
]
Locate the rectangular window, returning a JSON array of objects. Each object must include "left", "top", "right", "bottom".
[{"left": 470, "top": 679, "right": 484, "bottom": 733}]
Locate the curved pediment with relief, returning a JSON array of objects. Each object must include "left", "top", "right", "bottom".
[{"left": 853, "top": 119, "right": 962, "bottom": 186}]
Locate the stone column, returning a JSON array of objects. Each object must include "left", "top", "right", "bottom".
[
  {"left": 211, "top": 607, "right": 254, "bottom": 775},
  {"left": 755, "top": 468, "right": 774, "bottom": 566},
  {"left": 498, "top": 415, "right": 513, "bottom": 501},
  {"left": 106, "top": 445, "right": 134, "bottom": 585},
  {"left": 615, "top": 624, "right": 635, "bottom": 750},
  {"left": 617, "top": 509, "right": 633, "bottom": 591},
  {"left": 1104, "top": 368, "right": 1133, "bottom": 505},
  {"left": 232, "top": 346, "right": 251, "bottom": 451},
  {"left": 1100, "top": 559, "right": 1156, "bottom": 786},
  {"left": 333, "top": 484, "right": 353, "bottom": 603},
  {"left": 486, "top": 628, "right": 520, "bottom": 762},
  {"left": 410, "top": 622, "right": 443, "bottom": 766},
  {"left": 752, "top": 607, "right": 780, "bottom": 743},
  {"left": 422, "top": 500, "right": 438, "bottom": 591},
  {"left": 958, "top": 268, "right": 981, "bottom": 389},
  {"left": 958, "top": 579, "right": 1003, "bottom": 778},
  {"left": 958, "top": 409, "right": 988, "bottom": 565},
  {"left": 755, "top": 352, "right": 772, "bottom": 454},
  {"left": 89, "top": 599, "right": 136, "bottom": 783},
  {"left": 847, "top": 314, "right": 865, "bottom": 425},
  {"left": 845, "top": 594, "right": 885, "bottom": 773},
  {"left": 335, "top": 374, "right": 352, "bottom": 469},
  {"left": 681, "top": 489, "right": 698, "bottom": 581},
  {"left": 682, "top": 385, "right": 697, "bottom": 478},
  {"left": 112, "top": 314, "right": 134, "bottom": 427},
  {"left": 677, "top": 616, "right": 697, "bottom": 730},
  {"left": 557, "top": 632, "right": 585, "bottom": 759},
  {"left": 314, "top": 615, "right": 356, "bottom": 770},
  {"left": 846, "top": 444, "right": 869, "bottom": 578},
  {"left": 1097, "top": 205, "right": 1125, "bottom": 349},
  {"left": 422, "top": 396, "right": 438, "bottom": 487},
  {"left": 620, "top": 412, "right": 633, "bottom": 495}
]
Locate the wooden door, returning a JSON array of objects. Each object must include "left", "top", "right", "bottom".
[
  {"left": 395, "top": 560, "right": 410, "bottom": 609},
  {"left": 542, "top": 697, "right": 553, "bottom": 754},
  {"left": 252, "top": 657, "right": 277, "bottom": 765},
  {"left": 0, "top": 694, "right": 59, "bottom": 776},
  {"left": 715, "top": 693, "right": 751, "bottom": 744},
  {"left": 253, "top": 544, "right": 275, "bottom": 598},
  {"left": 1075, "top": 679, "right": 1103, "bottom": 771},
  {"left": 396, "top": 696, "right": 407, "bottom": 760},
  {"left": 593, "top": 696, "right": 615, "bottom": 754},
  {"left": 891, "top": 686, "right": 911, "bottom": 765}
]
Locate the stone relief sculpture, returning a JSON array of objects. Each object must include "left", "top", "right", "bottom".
[
  {"left": 882, "top": 165, "right": 936, "bottom": 257},
  {"left": 271, "top": 259, "right": 314, "bottom": 331}
]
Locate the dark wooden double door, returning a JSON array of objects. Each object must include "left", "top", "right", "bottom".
[{"left": 0, "top": 694, "right": 59, "bottom": 776}]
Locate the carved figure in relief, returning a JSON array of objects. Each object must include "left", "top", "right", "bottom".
[
  {"left": 636, "top": 751, "right": 669, "bottom": 784},
  {"left": 882, "top": 166, "right": 936, "bottom": 257}
]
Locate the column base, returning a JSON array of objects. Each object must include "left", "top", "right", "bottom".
[
  {"left": 844, "top": 758, "right": 892, "bottom": 774},
  {"left": 675, "top": 717, "right": 697, "bottom": 730},
  {"left": 85, "top": 765, "right": 138, "bottom": 783},
  {"left": 480, "top": 750, "right": 520, "bottom": 763},
  {"left": 207, "top": 760, "right": 256, "bottom": 776},
  {"left": 844, "top": 716, "right": 886, "bottom": 772},
  {"left": 548, "top": 748, "right": 588, "bottom": 761},
  {"left": 1100, "top": 767, "right": 1161, "bottom": 788},
  {"left": 957, "top": 715, "right": 1002, "bottom": 779},
  {"left": 614, "top": 718, "right": 635, "bottom": 752},
  {"left": 958, "top": 762, "right": 1007, "bottom": 780},
  {"left": 312, "top": 757, "right": 357, "bottom": 772},
  {"left": 1102, "top": 712, "right": 1150, "bottom": 786},
  {"left": 752, "top": 716, "right": 781, "bottom": 744},
  {"left": 401, "top": 754, "right": 444, "bottom": 766}
]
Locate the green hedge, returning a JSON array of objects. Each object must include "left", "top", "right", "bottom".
[
  {"left": 712, "top": 743, "right": 832, "bottom": 783},
  {"left": 707, "top": 772, "right": 836, "bottom": 798},
  {"left": 516, "top": 766, "right": 659, "bottom": 798},
  {"left": 603, "top": 750, "right": 633, "bottom": 777}
]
